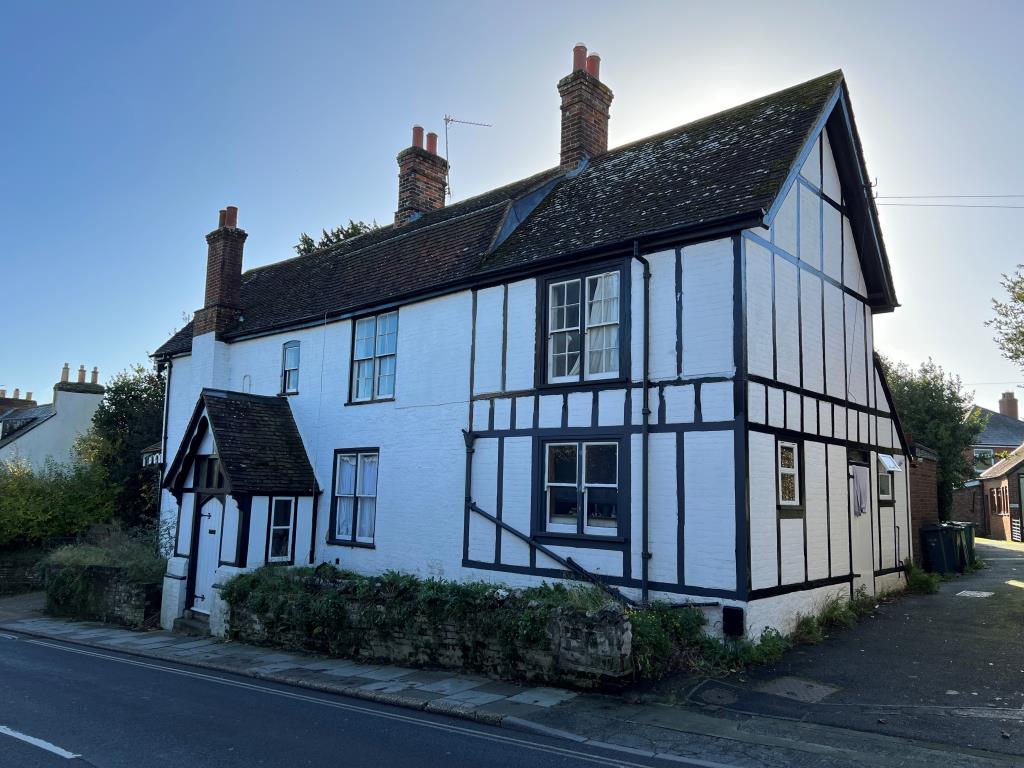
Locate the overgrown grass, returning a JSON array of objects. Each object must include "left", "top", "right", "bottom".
[{"left": 905, "top": 562, "right": 940, "bottom": 594}]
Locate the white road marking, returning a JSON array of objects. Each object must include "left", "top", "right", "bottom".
[
  {"left": 0, "top": 724, "right": 81, "bottom": 759},
  {"left": 20, "top": 637, "right": 739, "bottom": 768}
]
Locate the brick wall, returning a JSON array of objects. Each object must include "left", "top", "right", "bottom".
[
  {"left": 910, "top": 455, "right": 939, "bottom": 530},
  {"left": 46, "top": 565, "right": 162, "bottom": 628},
  {"left": 0, "top": 551, "right": 45, "bottom": 596}
]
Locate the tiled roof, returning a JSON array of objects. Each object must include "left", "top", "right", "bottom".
[
  {"left": 156, "top": 70, "right": 886, "bottom": 358},
  {"left": 971, "top": 406, "right": 1024, "bottom": 449},
  {"left": 199, "top": 390, "right": 317, "bottom": 495}
]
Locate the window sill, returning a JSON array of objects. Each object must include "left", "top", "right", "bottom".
[
  {"left": 777, "top": 506, "right": 805, "bottom": 519},
  {"left": 327, "top": 539, "right": 376, "bottom": 549},
  {"left": 533, "top": 531, "right": 625, "bottom": 545},
  {"left": 344, "top": 398, "right": 395, "bottom": 407},
  {"left": 279, "top": 391, "right": 299, "bottom": 397},
  {"left": 879, "top": 500, "right": 895, "bottom": 507},
  {"left": 535, "top": 377, "right": 628, "bottom": 393}
]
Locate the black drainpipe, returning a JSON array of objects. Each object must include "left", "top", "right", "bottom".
[
  {"left": 158, "top": 358, "right": 173, "bottom": 503},
  {"left": 634, "top": 241, "right": 652, "bottom": 606}
]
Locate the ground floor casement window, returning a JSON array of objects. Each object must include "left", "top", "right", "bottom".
[
  {"left": 331, "top": 449, "right": 379, "bottom": 545},
  {"left": 268, "top": 497, "right": 295, "bottom": 563},
  {"left": 544, "top": 440, "right": 619, "bottom": 536}
]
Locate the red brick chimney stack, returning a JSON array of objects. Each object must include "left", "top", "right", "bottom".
[
  {"left": 395, "top": 125, "right": 449, "bottom": 227},
  {"left": 1000, "top": 391, "right": 1019, "bottom": 420},
  {"left": 558, "top": 43, "right": 614, "bottom": 168},
  {"left": 193, "top": 206, "right": 247, "bottom": 338}
]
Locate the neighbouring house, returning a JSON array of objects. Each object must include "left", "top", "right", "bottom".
[
  {"left": 978, "top": 445, "right": 1024, "bottom": 542},
  {"left": 968, "top": 392, "right": 1024, "bottom": 473},
  {"left": 0, "top": 364, "right": 105, "bottom": 471},
  {"left": 951, "top": 391, "right": 1024, "bottom": 534},
  {"left": 153, "top": 47, "right": 909, "bottom": 640}
]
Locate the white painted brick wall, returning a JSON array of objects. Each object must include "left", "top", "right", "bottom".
[
  {"left": 473, "top": 286, "right": 505, "bottom": 396},
  {"left": 701, "top": 382, "right": 733, "bottom": 422},
  {"left": 500, "top": 437, "right": 532, "bottom": 567},
  {"left": 804, "top": 441, "right": 829, "bottom": 581},
  {"left": 748, "top": 382, "right": 766, "bottom": 425},
  {"left": 748, "top": 431, "right": 778, "bottom": 590},
  {"left": 684, "top": 430, "right": 735, "bottom": 590},
  {"left": 799, "top": 183, "right": 821, "bottom": 269},
  {"left": 744, "top": 238, "right": 774, "bottom": 378},
  {"left": 774, "top": 184, "right": 798, "bottom": 257},
  {"left": 648, "top": 249, "right": 678, "bottom": 381},
  {"left": 504, "top": 279, "right": 536, "bottom": 392},
  {"left": 682, "top": 239, "right": 734, "bottom": 377},
  {"left": 647, "top": 432, "right": 677, "bottom": 583},
  {"left": 800, "top": 274, "right": 824, "bottom": 392},
  {"left": 598, "top": 389, "right": 625, "bottom": 426},
  {"left": 780, "top": 518, "right": 804, "bottom": 585},
  {"left": 774, "top": 256, "right": 800, "bottom": 386},
  {"left": 827, "top": 444, "right": 850, "bottom": 575}
]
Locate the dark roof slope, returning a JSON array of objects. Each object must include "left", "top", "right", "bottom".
[
  {"left": 0, "top": 403, "right": 55, "bottom": 449},
  {"left": 971, "top": 406, "right": 1024, "bottom": 448},
  {"left": 156, "top": 71, "right": 884, "bottom": 358},
  {"left": 200, "top": 390, "right": 318, "bottom": 495}
]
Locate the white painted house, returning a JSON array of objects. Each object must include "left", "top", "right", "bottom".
[
  {"left": 154, "top": 48, "right": 909, "bottom": 639},
  {"left": 0, "top": 364, "right": 105, "bottom": 471}
]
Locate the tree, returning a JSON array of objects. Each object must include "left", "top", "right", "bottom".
[
  {"left": 294, "top": 220, "right": 379, "bottom": 256},
  {"left": 990, "top": 266, "right": 1024, "bottom": 367},
  {"left": 78, "top": 365, "right": 165, "bottom": 528},
  {"left": 879, "top": 356, "right": 986, "bottom": 516}
]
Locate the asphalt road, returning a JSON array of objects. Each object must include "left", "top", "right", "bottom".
[{"left": 0, "top": 634, "right": 694, "bottom": 768}]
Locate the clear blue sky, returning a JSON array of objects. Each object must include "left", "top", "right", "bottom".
[{"left": 3, "top": 1, "right": 1022, "bottom": 410}]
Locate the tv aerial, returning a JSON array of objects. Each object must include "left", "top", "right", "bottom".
[{"left": 443, "top": 114, "right": 492, "bottom": 198}]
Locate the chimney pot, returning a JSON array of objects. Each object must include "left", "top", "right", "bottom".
[
  {"left": 225, "top": 206, "right": 238, "bottom": 228},
  {"left": 572, "top": 43, "right": 588, "bottom": 71},
  {"left": 0, "top": 389, "right": 5, "bottom": 398},
  {"left": 91, "top": 367, "right": 99, "bottom": 385},
  {"left": 1000, "top": 391, "right": 1019, "bottom": 420},
  {"left": 77, "top": 365, "right": 86, "bottom": 384},
  {"left": 586, "top": 53, "right": 601, "bottom": 79},
  {"left": 13, "top": 388, "right": 19, "bottom": 399},
  {"left": 412, "top": 125, "right": 424, "bottom": 149},
  {"left": 61, "top": 362, "right": 70, "bottom": 383},
  {"left": 426, "top": 132, "right": 438, "bottom": 154},
  {"left": 218, "top": 209, "right": 227, "bottom": 228},
  {"left": 25, "top": 391, "right": 32, "bottom": 401}
]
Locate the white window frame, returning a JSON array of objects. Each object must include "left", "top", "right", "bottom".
[
  {"left": 543, "top": 440, "right": 619, "bottom": 536},
  {"left": 583, "top": 272, "right": 620, "bottom": 382},
  {"left": 544, "top": 442, "right": 579, "bottom": 532},
  {"left": 777, "top": 441, "right": 800, "bottom": 507},
  {"left": 333, "top": 450, "right": 379, "bottom": 544},
  {"left": 547, "top": 280, "right": 582, "bottom": 384},
  {"left": 878, "top": 465, "right": 893, "bottom": 501},
  {"left": 582, "top": 441, "right": 618, "bottom": 536},
  {"left": 268, "top": 497, "right": 295, "bottom": 563},
  {"left": 281, "top": 341, "right": 300, "bottom": 394},
  {"left": 351, "top": 311, "right": 398, "bottom": 402},
  {"left": 546, "top": 270, "right": 620, "bottom": 384}
]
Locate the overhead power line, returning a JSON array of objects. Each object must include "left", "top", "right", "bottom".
[
  {"left": 876, "top": 194, "right": 1024, "bottom": 199},
  {"left": 876, "top": 203, "right": 1024, "bottom": 209}
]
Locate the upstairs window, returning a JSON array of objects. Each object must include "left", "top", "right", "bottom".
[
  {"left": 877, "top": 453, "right": 902, "bottom": 502},
  {"left": 546, "top": 270, "right": 620, "bottom": 384},
  {"left": 777, "top": 441, "right": 800, "bottom": 506},
  {"left": 351, "top": 311, "right": 398, "bottom": 401},
  {"left": 974, "top": 448, "right": 995, "bottom": 473},
  {"left": 543, "top": 440, "right": 619, "bottom": 536},
  {"left": 281, "top": 341, "right": 300, "bottom": 394}
]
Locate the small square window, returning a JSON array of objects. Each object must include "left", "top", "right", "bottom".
[
  {"left": 545, "top": 270, "right": 620, "bottom": 384},
  {"left": 543, "top": 441, "right": 619, "bottom": 535},
  {"left": 778, "top": 441, "right": 800, "bottom": 506}
]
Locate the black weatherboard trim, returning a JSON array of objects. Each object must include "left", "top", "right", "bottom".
[{"left": 733, "top": 235, "right": 750, "bottom": 599}]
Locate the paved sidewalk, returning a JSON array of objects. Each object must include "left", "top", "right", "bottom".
[{"left": 1, "top": 587, "right": 1018, "bottom": 767}]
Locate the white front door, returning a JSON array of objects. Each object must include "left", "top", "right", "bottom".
[
  {"left": 849, "top": 464, "right": 874, "bottom": 596},
  {"left": 192, "top": 497, "right": 223, "bottom": 614}
]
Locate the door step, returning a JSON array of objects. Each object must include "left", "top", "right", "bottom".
[{"left": 172, "top": 609, "right": 211, "bottom": 637}]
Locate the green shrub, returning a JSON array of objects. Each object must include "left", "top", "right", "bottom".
[
  {"left": 905, "top": 562, "right": 940, "bottom": 594},
  {"left": 819, "top": 594, "right": 859, "bottom": 628},
  {"left": 0, "top": 458, "right": 114, "bottom": 548},
  {"left": 791, "top": 614, "right": 824, "bottom": 645},
  {"left": 628, "top": 602, "right": 707, "bottom": 677},
  {"left": 221, "top": 567, "right": 622, "bottom": 665}
]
